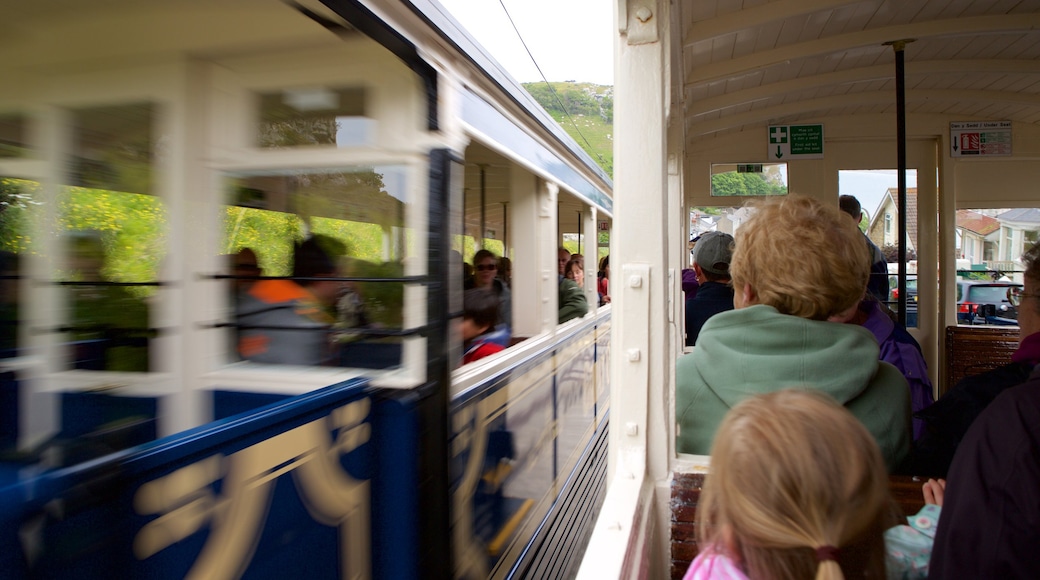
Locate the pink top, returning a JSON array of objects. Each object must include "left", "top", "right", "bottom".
[{"left": 683, "top": 548, "right": 749, "bottom": 580}]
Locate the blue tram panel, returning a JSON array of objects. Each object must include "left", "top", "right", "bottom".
[{"left": 0, "top": 379, "right": 424, "bottom": 580}]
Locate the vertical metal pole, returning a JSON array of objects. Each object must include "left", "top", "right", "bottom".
[
  {"left": 479, "top": 165, "right": 487, "bottom": 250},
  {"left": 577, "top": 211, "right": 583, "bottom": 254},
  {"left": 502, "top": 202, "right": 508, "bottom": 254},
  {"left": 889, "top": 39, "right": 913, "bottom": 326}
]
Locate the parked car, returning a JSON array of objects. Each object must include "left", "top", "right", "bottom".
[
  {"left": 888, "top": 275, "right": 918, "bottom": 327},
  {"left": 956, "top": 280, "right": 1022, "bottom": 325}
]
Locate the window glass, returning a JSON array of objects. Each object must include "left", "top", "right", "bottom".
[
  {"left": 0, "top": 178, "right": 32, "bottom": 356},
  {"left": 224, "top": 166, "right": 413, "bottom": 368},
  {"left": 839, "top": 169, "right": 919, "bottom": 328},
  {"left": 58, "top": 103, "right": 163, "bottom": 372},
  {"left": 257, "top": 87, "right": 374, "bottom": 148},
  {"left": 955, "top": 207, "right": 1040, "bottom": 326},
  {"left": 0, "top": 115, "right": 29, "bottom": 158},
  {"left": 710, "top": 163, "right": 787, "bottom": 197}
]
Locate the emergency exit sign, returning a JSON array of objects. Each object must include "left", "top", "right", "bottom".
[{"left": 768, "top": 124, "right": 824, "bottom": 160}]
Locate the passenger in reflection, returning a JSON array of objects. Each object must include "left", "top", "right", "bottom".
[
  {"left": 230, "top": 248, "right": 260, "bottom": 296},
  {"left": 465, "top": 249, "right": 511, "bottom": 343},
  {"left": 462, "top": 288, "right": 505, "bottom": 364},
  {"left": 675, "top": 194, "right": 911, "bottom": 470},
  {"left": 497, "top": 256, "right": 512, "bottom": 288},
  {"left": 597, "top": 255, "right": 610, "bottom": 305},
  {"left": 236, "top": 237, "right": 339, "bottom": 365},
  {"left": 564, "top": 257, "right": 584, "bottom": 287}
]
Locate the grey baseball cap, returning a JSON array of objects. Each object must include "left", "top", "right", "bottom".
[{"left": 692, "top": 231, "right": 734, "bottom": 276}]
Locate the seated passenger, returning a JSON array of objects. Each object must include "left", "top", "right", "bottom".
[
  {"left": 840, "top": 194, "right": 889, "bottom": 302},
  {"left": 564, "top": 257, "right": 584, "bottom": 286},
  {"left": 928, "top": 335, "right": 1040, "bottom": 576},
  {"left": 684, "top": 231, "right": 734, "bottom": 347},
  {"left": 846, "top": 296, "right": 934, "bottom": 440},
  {"left": 236, "top": 237, "right": 340, "bottom": 365},
  {"left": 908, "top": 240, "right": 1040, "bottom": 477},
  {"left": 597, "top": 255, "right": 611, "bottom": 305},
  {"left": 675, "top": 194, "right": 911, "bottom": 469},
  {"left": 465, "top": 249, "right": 511, "bottom": 338},
  {"left": 462, "top": 288, "right": 505, "bottom": 364},
  {"left": 559, "top": 268, "right": 589, "bottom": 324},
  {"left": 686, "top": 389, "right": 893, "bottom": 580}
]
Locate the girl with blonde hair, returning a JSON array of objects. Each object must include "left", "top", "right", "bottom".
[{"left": 687, "top": 389, "right": 894, "bottom": 580}]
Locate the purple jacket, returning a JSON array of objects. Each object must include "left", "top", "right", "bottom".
[{"left": 861, "top": 300, "right": 934, "bottom": 439}]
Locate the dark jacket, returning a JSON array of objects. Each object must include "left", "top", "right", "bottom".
[
  {"left": 906, "top": 331, "right": 1040, "bottom": 476},
  {"left": 929, "top": 367, "right": 1040, "bottom": 578},
  {"left": 684, "top": 281, "right": 734, "bottom": 346},
  {"left": 866, "top": 234, "right": 889, "bottom": 303},
  {"left": 906, "top": 361, "right": 1033, "bottom": 477},
  {"left": 558, "top": 278, "right": 588, "bottom": 323}
]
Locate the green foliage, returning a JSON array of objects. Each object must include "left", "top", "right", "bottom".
[
  {"left": 523, "top": 82, "right": 614, "bottom": 177},
  {"left": 0, "top": 178, "right": 38, "bottom": 254},
  {"left": 710, "top": 172, "right": 787, "bottom": 197}
]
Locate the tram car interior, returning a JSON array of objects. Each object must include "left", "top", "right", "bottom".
[
  {"left": 0, "top": 1, "right": 611, "bottom": 578},
  {"left": 580, "top": 0, "right": 1040, "bottom": 578}
]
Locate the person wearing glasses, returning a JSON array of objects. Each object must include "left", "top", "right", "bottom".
[
  {"left": 929, "top": 240, "right": 1040, "bottom": 578},
  {"left": 466, "top": 249, "right": 511, "bottom": 344},
  {"left": 909, "top": 241, "right": 1040, "bottom": 478}
]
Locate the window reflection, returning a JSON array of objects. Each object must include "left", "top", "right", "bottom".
[
  {"left": 59, "top": 103, "right": 163, "bottom": 372},
  {"left": 0, "top": 115, "right": 29, "bottom": 158},
  {"left": 70, "top": 103, "right": 154, "bottom": 195},
  {"left": 0, "top": 177, "right": 34, "bottom": 357},
  {"left": 224, "top": 167, "right": 411, "bottom": 368},
  {"left": 257, "top": 87, "right": 374, "bottom": 148}
]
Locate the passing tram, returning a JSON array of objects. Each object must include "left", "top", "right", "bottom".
[
  {"left": 0, "top": 1, "right": 612, "bottom": 578},
  {"left": 579, "top": 1, "right": 1040, "bottom": 577}
]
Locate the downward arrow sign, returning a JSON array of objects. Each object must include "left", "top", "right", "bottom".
[{"left": 776, "top": 146, "right": 783, "bottom": 158}]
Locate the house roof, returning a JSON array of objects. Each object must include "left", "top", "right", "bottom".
[
  {"left": 996, "top": 208, "right": 1040, "bottom": 226},
  {"left": 956, "top": 209, "right": 1000, "bottom": 236},
  {"left": 872, "top": 188, "right": 919, "bottom": 247}
]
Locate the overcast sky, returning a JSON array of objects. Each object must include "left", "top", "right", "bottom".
[{"left": 437, "top": 0, "right": 614, "bottom": 86}]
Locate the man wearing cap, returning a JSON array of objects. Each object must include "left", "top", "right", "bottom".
[{"left": 685, "top": 231, "right": 735, "bottom": 346}]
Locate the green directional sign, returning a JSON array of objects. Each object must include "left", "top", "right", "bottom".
[{"left": 768, "top": 124, "right": 824, "bottom": 161}]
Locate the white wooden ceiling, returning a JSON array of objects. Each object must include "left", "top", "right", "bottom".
[{"left": 679, "top": 0, "right": 1040, "bottom": 142}]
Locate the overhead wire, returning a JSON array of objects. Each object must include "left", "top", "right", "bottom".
[{"left": 495, "top": 0, "right": 611, "bottom": 170}]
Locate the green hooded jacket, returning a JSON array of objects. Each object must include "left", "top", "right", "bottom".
[{"left": 676, "top": 304, "right": 911, "bottom": 470}]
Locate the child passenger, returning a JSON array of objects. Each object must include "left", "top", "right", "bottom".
[
  {"left": 688, "top": 389, "right": 893, "bottom": 580},
  {"left": 462, "top": 288, "right": 505, "bottom": 364}
]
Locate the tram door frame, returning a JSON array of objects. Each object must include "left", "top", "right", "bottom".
[{"left": 828, "top": 137, "right": 941, "bottom": 393}]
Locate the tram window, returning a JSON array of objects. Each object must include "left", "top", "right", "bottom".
[
  {"left": 709, "top": 163, "right": 787, "bottom": 197},
  {"left": 257, "top": 87, "right": 373, "bottom": 148},
  {"left": 223, "top": 166, "right": 412, "bottom": 368},
  {"left": 0, "top": 178, "right": 30, "bottom": 357},
  {"left": 0, "top": 115, "right": 29, "bottom": 158},
  {"left": 955, "top": 207, "right": 1040, "bottom": 326},
  {"left": 54, "top": 103, "right": 164, "bottom": 372}
]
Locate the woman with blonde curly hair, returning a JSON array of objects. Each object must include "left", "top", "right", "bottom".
[
  {"left": 676, "top": 194, "right": 911, "bottom": 469},
  {"left": 686, "top": 389, "right": 894, "bottom": 580}
]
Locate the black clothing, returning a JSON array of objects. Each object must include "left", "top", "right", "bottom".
[
  {"left": 905, "top": 361, "right": 1033, "bottom": 477},
  {"left": 684, "top": 281, "right": 734, "bottom": 347},
  {"left": 929, "top": 367, "right": 1040, "bottom": 578}
]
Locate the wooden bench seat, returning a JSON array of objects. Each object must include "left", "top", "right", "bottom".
[{"left": 944, "top": 325, "right": 1019, "bottom": 396}]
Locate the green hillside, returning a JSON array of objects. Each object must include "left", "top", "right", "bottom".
[{"left": 523, "top": 82, "right": 613, "bottom": 177}]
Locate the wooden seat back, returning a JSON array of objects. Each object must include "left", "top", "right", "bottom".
[{"left": 944, "top": 325, "right": 1018, "bottom": 396}]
